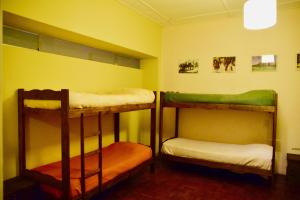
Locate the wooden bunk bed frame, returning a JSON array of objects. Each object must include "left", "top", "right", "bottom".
[
  {"left": 158, "top": 91, "right": 278, "bottom": 179},
  {"left": 18, "top": 89, "right": 157, "bottom": 200}
]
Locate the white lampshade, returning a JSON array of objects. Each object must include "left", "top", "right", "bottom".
[{"left": 244, "top": 0, "right": 277, "bottom": 30}]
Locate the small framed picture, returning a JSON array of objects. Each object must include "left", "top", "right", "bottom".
[
  {"left": 178, "top": 59, "right": 199, "bottom": 73},
  {"left": 252, "top": 55, "right": 277, "bottom": 72},
  {"left": 213, "top": 57, "right": 236, "bottom": 73},
  {"left": 297, "top": 54, "right": 300, "bottom": 70}
]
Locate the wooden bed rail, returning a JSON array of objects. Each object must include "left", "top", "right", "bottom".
[{"left": 80, "top": 112, "right": 103, "bottom": 199}]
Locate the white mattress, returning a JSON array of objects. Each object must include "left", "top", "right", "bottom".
[
  {"left": 162, "top": 138, "right": 272, "bottom": 170},
  {"left": 24, "top": 88, "right": 155, "bottom": 109}
]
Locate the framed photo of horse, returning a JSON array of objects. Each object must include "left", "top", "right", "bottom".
[
  {"left": 213, "top": 56, "right": 236, "bottom": 73},
  {"left": 178, "top": 59, "right": 199, "bottom": 73}
]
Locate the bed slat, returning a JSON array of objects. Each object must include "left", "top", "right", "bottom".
[
  {"left": 84, "top": 131, "right": 101, "bottom": 138},
  {"left": 85, "top": 168, "right": 102, "bottom": 179}
]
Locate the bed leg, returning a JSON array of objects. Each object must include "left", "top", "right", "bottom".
[
  {"left": 150, "top": 104, "right": 156, "bottom": 173},
  {"left": 150, "top": 161, "right": 155, "bottom": 173},
  {"left": 61, "top": 89, "right": 70, "bottom": 200},
  {"left": 267, "top": 175, "right": 275, "bottom": 186}
]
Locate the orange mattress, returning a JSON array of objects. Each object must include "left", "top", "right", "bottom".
[{"left": 32, "top": 142, "right": 152, "bottom": 199}]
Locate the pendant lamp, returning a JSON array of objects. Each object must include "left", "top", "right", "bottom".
[{"left": 244, "top": 0, "right": 277, "bottom": 30}]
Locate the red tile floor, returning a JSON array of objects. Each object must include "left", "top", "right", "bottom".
[{"left": 94, "top": 161, "right": 300, "bottom": 200}]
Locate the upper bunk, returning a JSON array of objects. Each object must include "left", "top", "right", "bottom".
[
  {"left": 19, "top": 88, "right": 156, "bottom": 118},
  {"left": 160, "top": 90, "right": 277, "bottom": 113}
]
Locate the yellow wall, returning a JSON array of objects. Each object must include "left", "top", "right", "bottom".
[
  {"left": 2, "top": 0, "right": 161, "bottom": 179},
  {"left": 1, "top": 1, "right": 4, "bottom": 198},
  {"left": 161, "top": 5, "right": 300, "bottom": 174}
]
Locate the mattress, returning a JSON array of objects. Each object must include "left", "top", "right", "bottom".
[
  {"left": 164, "top": 90, "right": 276, "bottom": 106},
  {"left": 162, "top": 138, "right": 272, "bottom": 170},
  {"left": 33, "top": 142, "right": 152, "bottom": 198},
  {"left": 24, "top": 88, "right": 155, "bottom": 109}
]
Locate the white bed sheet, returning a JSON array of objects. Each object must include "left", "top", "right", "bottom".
[
  {"left": 162, "top": 138, "right": 272, "bottom": 170},
  {"left": 24, "top": 88, "right": 155, "bottom": 109}
]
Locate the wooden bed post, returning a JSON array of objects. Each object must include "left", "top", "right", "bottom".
[
  {"left": 98, "top": 112, "right": 103, "bottom": 192},
  {"left": 159, "top": 92, "right": 165, "bottom": 155},
  {"left": 114, "top": 113, "right": 120, "bottom": 142},
  {"left": 80, "top": 113, "right": 86, "bottom": 199},
  {"left": 150, "top": 92, "right": 157, "bottom": 172},
  {"left": 18, "top": 89, "right": 26, "bottom": 176},
  {"left": 175, "top": 108, "right": 179, "bottom": 138},
  {"left": 61, "top": 89, "right": 70, "bottom": 200},
  {"left": 271, "top": 93, "right": 278, "bottom": 178}
]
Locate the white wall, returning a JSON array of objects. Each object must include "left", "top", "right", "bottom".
[{"left": 161, "top": 5, "right": 300, "bottom": 174}]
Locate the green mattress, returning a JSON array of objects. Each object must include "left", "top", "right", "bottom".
[{"left": 164, "top": 90, "right": 276, "bottom": 106}]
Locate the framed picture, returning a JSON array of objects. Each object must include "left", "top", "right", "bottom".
[
  {"left": 213, "top": 57, "right": 236, "bottom": 73},
  {"left": 297, "top": 54, "right": 300, "bottom": 70},
  {"left": 252, "top": 55, "right": 276, "bottom": 72},
  {"left": 178, "top": 59, "right": 199, "bottom": 73}
]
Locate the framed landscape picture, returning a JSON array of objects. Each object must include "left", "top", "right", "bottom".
[
  {"left": 297, "top": 54, "right": 300, "bottom": 70},
  {"left": 178, "top": 59, "right": 199, "bottom": 73},
  {"left": 252, "top": 55, "right": 277, "bottom": 72},
  {"left": 213, "top": 57, "right": 236, "bottom": 73}
]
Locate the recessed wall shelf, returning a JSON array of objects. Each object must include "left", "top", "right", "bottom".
[{"left": 3, "top": 11, "right": 154, "bottom": 59}]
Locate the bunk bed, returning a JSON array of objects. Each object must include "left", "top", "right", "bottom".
[
  {"left": 159, "top": 90, "right": 277, "bottom": 179},
  {"left": 18, "top": 88, "right": 156, "bottom": 200}
]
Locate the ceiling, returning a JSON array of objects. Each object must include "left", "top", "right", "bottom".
[{"left": 118, "top": 0, "right": 300, "bottom": 25}]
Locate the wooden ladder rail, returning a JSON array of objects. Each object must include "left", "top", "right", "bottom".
[
  {"left": 80, "top": 112, "right": 103, "bottom": 199},
  {"left": 80, "top": 113, "right": 86, "bottom": 199},
  {"left": 97, "top": 112, "right": 103, "bottom": 193}
]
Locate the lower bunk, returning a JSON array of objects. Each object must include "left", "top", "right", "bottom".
[
  {"left": 161, "top": 138, "right": 273, "bottom": 178},
  {"left": 30, "top": 142, "right": 152, "bottom": 199}
]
